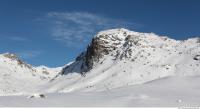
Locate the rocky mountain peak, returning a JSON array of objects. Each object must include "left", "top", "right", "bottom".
[
  {"left": 61, "top": 28, "right": 159, "bottom": 75},
  {"left": 2, "top": 53, "right": 33, "bottom": 70},
  {"left": 60, "top": 28, "right": 199, "bottom": 76},
  {"left": 3, "top": 53, "right": 18, "bottom": 60}
]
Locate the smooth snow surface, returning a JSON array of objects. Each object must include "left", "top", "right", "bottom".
[{"left": 0, "top": 77, "right": 200, "bottom": 107}]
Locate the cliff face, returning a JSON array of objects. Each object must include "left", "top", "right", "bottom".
[
  {"left": 85, "top": 35, "right": 115, "bottom": 71},
  {"left": 84, "top": 29, "right": 139, "bottom": 69},
  {"left": 61, "top": 28, "right": 130, "bottom": 74},
  {"left": 60, "top": 36, "right": 109, "bottom": 75}
]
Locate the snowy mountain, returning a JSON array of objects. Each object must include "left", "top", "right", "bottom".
[
  {"left": 0, "top": 53, "right": 61, "bottom": 95},
  {"left": 0, "top": 28, "right": 200, "bottom": 96},
  {"left": 45, "top": 28, "right": 200, "bottom": 93}
]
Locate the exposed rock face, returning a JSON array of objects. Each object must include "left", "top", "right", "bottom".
[
  {"left": 3, "top": 53, "right": 18, "bottom": 60},
  {"left": 60, "top": 29, "right": 124, "bottom": 75},
  {"left": 85, "top": 36, "right": 114, "bottom": 70},
  {"left": 60, "top": 28, "right": 143, "bottom": 75},
  {"left": 194, "top": 55, "right": 200, "bottom": 60},
  {"left": 83, "top": 29, "right": 141, "bottom": 71},
  {"left": 61, "top": 36, "right": 112, "bottom": 75},
  {"left": 85, "top": 38, "right": 101, "bottom": 71}
]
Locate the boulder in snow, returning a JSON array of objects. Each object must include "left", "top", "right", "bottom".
[
  {"left": 28, "top": 94, "right": 46, "bottom": 99},
  {"left": 193, "top": 55, "right": 200, "bottom": 60}
]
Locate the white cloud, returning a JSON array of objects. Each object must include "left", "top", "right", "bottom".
[{"left": 45, "top": 11, "right": 143, "bottom": 48}]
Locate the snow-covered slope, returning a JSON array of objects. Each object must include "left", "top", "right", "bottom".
[
  {"left": 2, "top": 76, "right": 200, "bottom": 107},
  {"left": 45, "top": 28, "right": 200, "bottom": 93},
  {"left": 0, "top": 53, "right": 61, "bottom": 95},
  {"left": 0, "top": 28, "right": 200, "bottom": 95}
]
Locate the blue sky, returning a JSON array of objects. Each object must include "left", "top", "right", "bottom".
[{"left": 0, "top": 0, "right": 200, "bottom": 67}]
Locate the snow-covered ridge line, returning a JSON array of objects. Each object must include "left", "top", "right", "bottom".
[
  {"left": 97, "top": 28, "right": 200, "bottom": 41},
  {"left": 60, "top": 28, "right": 200, "bottom": 75},
  {"left": 0, "top": 53, "right": 62, "bottom": 95},
  {"left": 0, "top": 28, "right": 200, "bottom": 95},
  {"left": 49, "top": 28, "right": 200, "bottom": 93}
]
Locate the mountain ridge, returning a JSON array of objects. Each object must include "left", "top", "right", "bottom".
[
  {"left": 44, "top": 28, "right": 200, "bottom": 93},
  {"left": 0, "top": 28, "right": 200, "bottom": 95},
  {"left": 0, "top": 53, "right": 61, "bottom": 95},
  {"left": 60, "top": 28, "right": 199, "bottom": 75}
]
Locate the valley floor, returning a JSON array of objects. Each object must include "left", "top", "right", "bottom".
[{"left": 0, "top": 76, "right": 200, "bottom": 107}]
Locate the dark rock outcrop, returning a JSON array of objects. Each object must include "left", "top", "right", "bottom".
[
  {"left": 193, "top": 55, "right": 200, "bottom": 60},
  {"left": 60, "top": 29, "right": 140, "bottom": 75}
]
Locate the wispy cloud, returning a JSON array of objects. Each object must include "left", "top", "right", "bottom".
[
  {"left": 44, "top": 11, "right": 143, "bottom": 48},
  {"left": 0, "top": 35, "right": 30, "bottom": 42},
  {"left": 16, "top": 50, "right": 43, "bottom": 60},
  {"left": 8, "top": 36, "right": 30, "bottom": 42}
]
